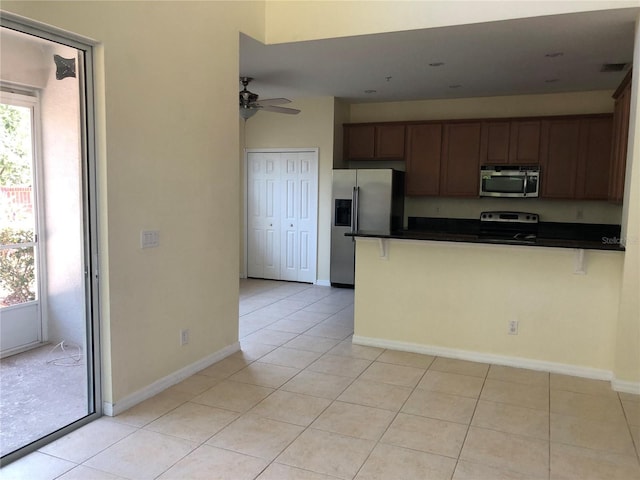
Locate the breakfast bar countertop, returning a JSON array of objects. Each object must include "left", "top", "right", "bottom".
[{"left": 348, "top": 217, "right": 625, "bottom": 251}]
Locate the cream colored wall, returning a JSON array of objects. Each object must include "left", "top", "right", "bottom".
[
  {"left": 2, "top": 1, "right": 266, "bottom": 404},
  {"left": 614, "top": 15, "right": 640, "bottom": 385},
  {"left": 354, "top": 238, "right": 624, "bottom": 374},
  {"left": 264, "top": 0, "right": 639, "bottom": 43},
  {"left": 243, "top": 96, "right": 335, "bottom": 283},
  {"left": 349, "top": 90, "right": 615, "bottom": 123}
]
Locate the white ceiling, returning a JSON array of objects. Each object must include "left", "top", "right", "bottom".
[{"left": 240, "top": 8, "right": 638, "bottom": 105}]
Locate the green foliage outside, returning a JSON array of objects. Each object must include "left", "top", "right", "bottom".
[
  {"left": 0, "top": 103, "right": 31, "bottom": 187},
  {"left": 1, "top": 102, "right": 35, "bottom": 306},
  {"left": 0, "top": 228, "right": 35, "bottom": 306}
]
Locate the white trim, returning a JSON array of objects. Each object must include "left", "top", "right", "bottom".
[
  {"left": 0, "top": 340, "right": 45, "bottom": 359},
  {"left": 315, "top": 279, "right": 331, "bottom": 287},
  {"left": 353, "top": 335, "right": 617, "bottom": 382},
  {"left": 102, "top": 342, "right": 240, "bottom": 416},
  {"left": 1, "top": 89, "right": 47, "bottom": 348},
  {"left": 612, "top": 378, "right": 640, "bottom": 395}
]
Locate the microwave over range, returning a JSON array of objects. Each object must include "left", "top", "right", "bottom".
[{"left": 479, "top": 165, "right": 540, "bottom": 198}]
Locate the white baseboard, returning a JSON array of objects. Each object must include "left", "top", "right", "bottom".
[
  {"left": 103, "top": 342, "right": 240, "bottom": 416},
  {"left": 612, "top": 378, "right": 640, "bottom": 395},
  {"left": 315, "top": 279, "right": 330, "bottom": 287},
  {"left": 352, "top": 335, "right": 639, "bottom": 394}
]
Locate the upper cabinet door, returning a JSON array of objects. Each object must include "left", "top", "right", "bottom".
[
  {"left": 480, "top": 120, "right": 541, "bottom": 165},
  {"left": 345, "top": 125, "right": 375, "bottom": 159},
  {"left": 405, "top": 123, "right": 442, "bottom": 196},
  {"left": 609, "top": 71, "right": 632, "bottom": 204},
  {"left": 440, "top": 122, "right": 482, "bottom": 197},
  {"left": 375, "top": 125, "right": 405, "bottom": 159},
  {"left": 576, "top": 116, "right": 613, "bottom": 200},
  {"left": 509, "top": 120, "right": 541, "bottom": 164},
  {"left": 344, "top": 124, "right": 405, "bottom": 160},
  {"left": 540, "top": 119, "right": 581, "bottom": 199},
  {"left": 480, "top": 121, "right": 510, "bottom": 164}
]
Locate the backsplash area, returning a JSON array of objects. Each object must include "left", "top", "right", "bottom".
[{"left": 404, "top": 197, "right": 622, "bottom": 226}]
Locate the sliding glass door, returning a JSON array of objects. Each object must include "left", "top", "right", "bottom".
[{"left": 0, "top": 19, "right": 101, "bottom": 464}]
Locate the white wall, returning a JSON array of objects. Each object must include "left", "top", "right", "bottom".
[
  {"left": 39, "top": 42, "right": 85, "bottom": 348},
  {"left": 0, "top": 29, "right": 49, "bottom": 88}
]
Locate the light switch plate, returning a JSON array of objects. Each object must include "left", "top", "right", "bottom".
[{"left": 141, "top": 230, "right": 160, "bottom": 248}]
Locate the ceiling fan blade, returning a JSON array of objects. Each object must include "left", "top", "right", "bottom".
[
  {"left": 261, "top": 105, "right": 301, "bottom": 115},
  {"left": 255, "top": 98, "right": 291, "bottom": 106}
]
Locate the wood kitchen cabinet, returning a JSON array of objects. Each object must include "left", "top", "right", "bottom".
[
  {"left": 576, "top": 117, "right": 613, "bottom": 200},
  {"left": 440, "top": 122, "right": 482, "bottom": 196},
  {"left": 540, "top": 115, "right": 613, "bottom": 200},
  {"left": 480, "top": 120, "right": 541, "bottom": 165},
  {"left": 479, "top": 121, "right": 510, "bottom": 164},
  {"left": 405, "top": 123, "right": 442, "bottom": 195},
  {"left": 509, "top": 120, "right": 541, "bottom": 164},
  {"left": 608, "top": 71, "right": 632, "bottom": 203},
  {"left": 344, "top": 124, "right": 405, "bottom": 160},
  {"left": 540, "top": 119, "right": 582, "bottom": 199}
]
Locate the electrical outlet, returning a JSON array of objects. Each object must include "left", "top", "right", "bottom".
[
  {"left": 508, "top": 320, "right": 519, "bottom": 335},
  {"left": 576, "top": 208, "right": 584, "bottom": 220},
  {"left": 180, "top": 329, "right": 189, "bottom": 346}
]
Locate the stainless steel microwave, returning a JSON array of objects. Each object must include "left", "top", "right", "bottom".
[{"left": 479, "top": 166, "right": 540, "bottom": 198}]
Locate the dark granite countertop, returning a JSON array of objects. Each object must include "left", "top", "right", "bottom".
[{"left": 349, "top": 217, "right": 625, "bottom": 251}]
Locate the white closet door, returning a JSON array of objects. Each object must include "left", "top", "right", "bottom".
[
  {"left": 247, "top": 152, "right": 281, "bottom": 279},
  {"left": 296, "top": 152, "right": 318, "bottom": 282},
  {"left": 280, "top": 153, "right": 298, "bottom": 281},
  {"left": 246, "top": 149, "right": 317, "bottom": 283}
]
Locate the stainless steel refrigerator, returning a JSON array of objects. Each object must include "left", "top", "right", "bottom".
[{"left": 330, "top": 169, "right": 404, "bottom": 286}]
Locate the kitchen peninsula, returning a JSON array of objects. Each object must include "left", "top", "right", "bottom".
[{"left": 351, "top": 228, "right": 625, "bottom": 382}]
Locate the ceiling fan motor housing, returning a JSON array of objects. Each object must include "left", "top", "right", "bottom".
[{"left": 240, "top": 89, "right": 258, "bottom": 107}]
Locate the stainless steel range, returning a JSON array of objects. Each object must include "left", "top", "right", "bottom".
[{"left": 479, "top": 211, "right": 539, "bottom": 244}]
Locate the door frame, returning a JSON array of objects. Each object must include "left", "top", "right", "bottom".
[
  {"left": 0, "top": 13, "right": 102, "bottom": 465},
  {"left": 243, "top": 148, "right": 319, "bottom": 283},
  {"left": 0, "top": 90, "right": 48, "bottom": 357}
]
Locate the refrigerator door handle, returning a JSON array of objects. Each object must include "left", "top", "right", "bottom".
[{"left": 353, "top": 186, "right": 360, "bottom": 233}]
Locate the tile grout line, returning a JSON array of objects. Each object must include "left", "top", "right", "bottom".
[
  {"left": 350, "top": 355, "right": 433, "bottom": 480},
  {"left": 617, "top": 391, "right": 640, "bottom": 465},
  {"left": 241, "top": 283, "right": 356, "bottom": 479},
  {"left": 449, "top": 365, "right": 488, "bottom": 480}
]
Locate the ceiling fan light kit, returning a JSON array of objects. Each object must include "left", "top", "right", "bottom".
[{"left": 239, "top": 76, "right": 300, "bottom": 119}]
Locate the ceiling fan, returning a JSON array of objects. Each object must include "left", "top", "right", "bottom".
[{"left": 239, "top": 77, "right": 301, "bottom": 120}]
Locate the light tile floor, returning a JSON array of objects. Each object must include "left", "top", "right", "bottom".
[{"left": 2, "top": 278, "right": 639, "bottom": 479}]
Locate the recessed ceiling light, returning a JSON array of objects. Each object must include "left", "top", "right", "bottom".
[
  {"left": 364, "top": 89, "right": 377, "bottom": 94},
  {"left": 449, "top": 84, "right": 462, "bottom": 89},
  {"left": 545, "top": 52, "right": 564, "bottom": 58},
  {"left": 429, "top": 62, "right": 445, "bottom": 67}
]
